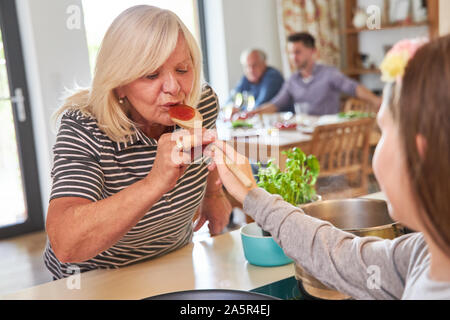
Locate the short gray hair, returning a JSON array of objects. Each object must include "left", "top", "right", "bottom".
[{"left": 240, "top": 48, "right": 267, "bottom": 65}]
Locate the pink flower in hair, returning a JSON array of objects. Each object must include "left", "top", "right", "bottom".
[{"left": 380, "top": 38, "right": 428, "bottom": 83}]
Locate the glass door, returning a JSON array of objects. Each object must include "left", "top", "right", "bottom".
[{"left": 0, "top": 0, "right": 43, "bottom": 239}]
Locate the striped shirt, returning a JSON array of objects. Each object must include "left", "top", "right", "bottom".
[{"left": 44, "top": 84, "right": 218, "bottom": 279}]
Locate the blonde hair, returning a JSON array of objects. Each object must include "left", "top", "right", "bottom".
[{"left": 55, "top": 5, "right": 203, "bottom": 142}]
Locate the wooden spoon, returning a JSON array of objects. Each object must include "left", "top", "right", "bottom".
[
  {"left": 216, "top": 145, "right": 253, "bottom": 188},
  {"left": 169, "top": 104, "right": 253, "bottom": 188},
  {"left": 169, "top": 104, "right": 203, "bottom": 129}
]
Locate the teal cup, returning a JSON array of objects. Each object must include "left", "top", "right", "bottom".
[{"left": 240, "top": 222, "right": 293, "bottom": 267}]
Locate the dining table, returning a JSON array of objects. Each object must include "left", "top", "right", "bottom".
[
  {"left": 1, "top": 192, "right": 386, "bottom": 300},
  {"left": 217, "top": 113, "right": 380, "bottom": 171}
]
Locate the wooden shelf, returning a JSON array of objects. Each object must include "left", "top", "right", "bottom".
[
  {"left": 342, "top": 0, "right": 438, "bottom": 83},
  {"left": 344, "top": 21, "right": 430, "bottom": 34}
]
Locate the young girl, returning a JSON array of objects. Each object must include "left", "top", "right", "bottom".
[{"left": 209, "top": 35, "right": 450, "bottom": 299}]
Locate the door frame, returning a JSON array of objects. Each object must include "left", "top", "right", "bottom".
[
  {"left": 197, "top": 0, "right": 209, "bottom": 83},
  {"left": 0, "top": 0, "right": 44, "bottom": 239}
]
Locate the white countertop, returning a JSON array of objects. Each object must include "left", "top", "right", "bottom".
[
  {"left": 2, "top": 192, "right": 386, "bottom": 300},
  {"left": 2, "top": 229, "right": 294, "bottom": 300}
]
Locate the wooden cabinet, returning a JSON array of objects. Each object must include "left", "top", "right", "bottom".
[{"left": 343, "top": 0, "right": 440, "bottom": 78}]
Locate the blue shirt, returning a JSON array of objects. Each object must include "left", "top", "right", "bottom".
[
  {"left": 229, "top": 66, "right": 284, "bottom": 108},
  {"left": 270, "top": 64, "right": 359, "bottom": 115}
]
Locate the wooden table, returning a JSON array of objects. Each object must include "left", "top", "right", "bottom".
[
  {"left": 217, "top": 115, "right": 380, "bottom": 171},
  {"left": 2, "top": 229, "right": 294, "bottom": 300},
  {"left": 224, "top": 130, "right": 312, "bottom": 171}
]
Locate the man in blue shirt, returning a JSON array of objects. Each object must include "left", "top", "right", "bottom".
[{"left": 228, "top": 49, "right": 284, "bottom": 110}]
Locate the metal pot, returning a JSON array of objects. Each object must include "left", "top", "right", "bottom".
[{"left": 295, "top": 198, "right": 405, "bottom": 300}]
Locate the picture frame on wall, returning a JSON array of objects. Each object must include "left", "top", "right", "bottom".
[
  {"left": 411, "top": 0, "right": 428, "bottom": 23},
  {"left": 389, "top": 0, "right": 411, "bottom": 24}
]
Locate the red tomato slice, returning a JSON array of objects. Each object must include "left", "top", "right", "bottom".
[{"left": 169, "top": 104, "right": 195, "bottom": 121}]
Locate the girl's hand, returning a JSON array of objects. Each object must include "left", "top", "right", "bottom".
[{"left": 205, "top": 140, "right": 257, "bottom": 203}]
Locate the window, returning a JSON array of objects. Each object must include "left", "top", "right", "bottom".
[
  {"left": 81, "top": 0, "right": 201, "bottom": 75},
  {"left": 0, "top": 0, "right": 44, "bottom": 238}
]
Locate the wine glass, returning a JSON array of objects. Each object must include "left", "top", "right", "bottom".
[
  {"left": 294, "top": 102, "right": 309, "bottom": 125},
  {"left": 234, "top": 92, "right": 244, "bottom": 110},
  {"left": 246, "top": 94, "right": 256, "bottom": 113},
  {"left": 221, "top": 103, "right": 234, "bottom": 121}
]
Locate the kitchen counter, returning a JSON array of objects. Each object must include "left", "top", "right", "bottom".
[
  {"left": 2, "top": 228, "right": 294, "bottom": 300},
  {"left": 2, "top": 192, "right": 386, "bottom": 300}
]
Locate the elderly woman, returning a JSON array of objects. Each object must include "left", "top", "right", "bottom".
[
  {"left": 209, "top": 35, "right": 450, "bottom": 299},
  {"left": 44, "top": 6, "right": 231, "bottom": 279}
]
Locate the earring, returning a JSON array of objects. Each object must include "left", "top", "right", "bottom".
[{"left": 119, "top": 97, "right": 124, "bottom": 104}]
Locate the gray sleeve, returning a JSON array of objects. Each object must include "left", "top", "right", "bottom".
[{"left": 243, "top": 188, "right": 420, "bottom": 300}]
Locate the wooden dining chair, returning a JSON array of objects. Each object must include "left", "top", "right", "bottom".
[
  {"left": 310, "top": 117, "right": 375, "bottom": 200},
  {"left": 343, "top": 97, "right": 381, "bottom": 175},
  {"left": 343, "top": 97, "right": 378, "bottom": 114}
]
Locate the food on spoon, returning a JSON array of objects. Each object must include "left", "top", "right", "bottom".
[
  {"left": 169, "top": 104, "right": 196, "bottom": 121},
  {"left": 169, "top": 105, "right": 253, "bottom": 188},
  {"left": 169, "top": 104, "right": 252, "bottom": 188},
  {"left": 169, "top": 104, "right": 203, "bottom": 129}
]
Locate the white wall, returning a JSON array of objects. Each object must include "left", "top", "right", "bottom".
[
  {"left": 204, "top": 0, "right": 283, "bottom": 104},
  {"left": 440, "top": 0, "right": 450, "bottom": 35},
  {"left": 16, "top": 0, "right": 91, "bottom": 215},
  {"left": 203, "top": 0, "right": 229, "bottom": 104}
]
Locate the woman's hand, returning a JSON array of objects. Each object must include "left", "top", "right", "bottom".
[
  {"left": 206, "top": 141, "right": 257, "bottom": 204},
  {"left": 147, "top": 128, "right": 215, "bottom": 194}
]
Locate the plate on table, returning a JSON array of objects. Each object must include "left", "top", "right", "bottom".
[
  {"left": 230, "top": 128, "right": 262, "bottom": 138},
  {"left": 315, "top": 114, "right": 341, "bottom": 125},
  {"left": 297, "top": 125, "right": 315, "bottom": 134},
  {"left": 274, "top": 122, "right": 297, "bottom": 130},
  {"left": 296, "top": 114, "right": 341, "bottom": 133}
]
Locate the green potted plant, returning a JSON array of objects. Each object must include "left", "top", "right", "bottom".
[{"left": 256, "top": 147, "right": 320, "bottom": 206}]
